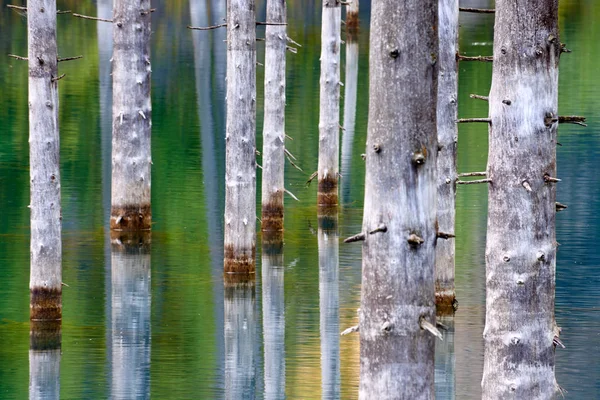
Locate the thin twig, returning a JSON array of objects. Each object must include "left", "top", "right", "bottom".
[
  {"left": 72, "top": 13, "right": 113, "bottom": 22},
  {"left": 558, "top": 115, "right": 587, "bottom": 127},
  {"left": 469, "top": 94, "right": 489, "bottom": 102},
  {"left": 457, "top": 54, "right": 493, "bottom": 62},
  {"left": 284, "top": 188, "right": 299, "bottom": 202},
  {"left": 7, "top": 4, "right": 27, "bottom": 11},
  {"left": 457, "top": 178, "right": 492, "bottom": 185},
  {"left": 457, "top": 118, "right": 491, "bottom": 124},
  {"left": 52, "top": 74, "right": 66, "bottom": 82},
  {"left": 458, "top": 171, "right": 486, "bottom": 177},
  {"left": 306, "top": 171, "right": 318, "bottom": 187},
  {"left": 58, "top": 55, "right": 83, "bottom": 62},
  {"left": 8, "top": 54, "right": 28, "bottom": 61},
  {"left": 284, "top": 148, "right": 297, "bottom": 160},
  {"left": 459, "top": 7, "right": 495, "bottom": 13},
  {"left": 420, "top": 316, "right": 443, "bottom": 341},
  {"left": 187, "top": 23, "right": 227, "bottom": 30},
  {"left": 340, "top": 325, "right": 359, "bottom": 335},
  {"left": 344, "top": 232, "right": 366, "bottom": 243}
]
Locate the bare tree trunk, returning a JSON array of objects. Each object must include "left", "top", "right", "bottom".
[
  {"left": 28, "top": 0, "right": 62, "bottom": 322},
  {"left": 224, "top": 0, "right": 257, "bottom": 274},
  {"left": 340, "top": 0, "right": 359, "bottom": 204},
  {"left": 261, "top": 0, "right": 287, "bottom": 233},
  {"left": 482, "top": 0, "right": 560, "bottom": 398},
  {"left": 110, "top": 0, "right": 152, "bottom": 231},
  {"left": 435, "top": 0, "right": 459, "bottom": 310},
  {"left": 262, "top": 242, "right": 286, "bottom": 400},
  {"left": 110, "top": 233, "right": 151, "bottom": 399},
  {"left": 225, "top": 279, "right": 257, "bottom": 399},
  {"left": 359, "top": 1, "right": 438, "bottom": 399},
  {"left": 29, "top": 325, "right": 61, "bottom": 400},
  {"left": 317, "top": 0, "right": 341, "bottom": 207},
  {"left": 319, "top": 215, "right": 340, "bottom": 398}
]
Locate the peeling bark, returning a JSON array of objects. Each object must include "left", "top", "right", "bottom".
[
  {"left": 317, "top": 0, "right": 341, "bottom": 207},
  {"left": 224, "top": 0, "right": 257, "bottom": 273},
  {"left": 261, "top": 0, "right": 287, "bottom": 233},
  {"left": 110, "top": 0, "right": 152, "bottom": 231},
  {"left": 435, "top": 0, "right": 459, "bottom": 310},
  {"left": 360, "top": 1, "right": 438, "bottom": 399},
  {"left": 28, "top": 0, "right": 62, "bottom": 322},
  {"left": 482, "top": 1, "right": 560, "bottom": 398}
]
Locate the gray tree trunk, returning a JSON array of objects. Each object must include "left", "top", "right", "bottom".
[
  {"left": 225, "top": 279, "right": 257, "bottom": 399},
  {"left": 317, "top": 0, "right": 341, "bottom": 207},
  {"left": 482, "top": 0, "right": 560, "bottom": 398},
  {"left": 28, "top": 0, "right": 62, "bottom": 322},
  {"left": 435, "top": 0, "right": 459, "bottom": 310},
  {"left": 340, "top": 2, "right": 358, "bottom": 204},
  {"left": 261, "top": 242, "right": 286, "bottom": 400},
  {"left": 261, "top": 0, "right": 287, "bottom": 233},
  {"left": 224, "top": 0, "right": 257, "bottom": 274},
  {"left": 359, "top": 1, "right": 438, "bottom": 399},
  {"left": 319, "top": 215, "right": 340, "bottom": 398},
  {"left": 110, "top": 0, "right": 152, "bottom": 231},
  {"left": 110, "top": 234, "right": 151, "bottom": 399}
]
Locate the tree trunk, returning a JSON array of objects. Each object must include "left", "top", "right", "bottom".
[
  {"left": 435, "top": 0, "right": 459, "bottom": 311},
  {"left": 340, "top": 1, "right": 359, "bottom": 204},
  {"left": 319, "top": 215, "right": 340, "bottom": 398},
  {"left": 317, "top": 0, "right": 341, "bottom": 207},
  {"left": 224, "top": 0, "right": 257, "bottom": 274},
  {"left": 110, "top": 233, "right": 151, "bottom": 399},
  {"left": 28, "top": 0, "right": 62, "bottom": 322},
  {"left": 29, "top": 331, "right": 61, "bottom": 400},
  {"left": 261, "top": 0, "right": 287, "bottom": 233},
  {"left": 262, "top": 241, "right": 286, "bottom": 399},
  {"left": 359, "top": 1, "right": 438, "bottom": 399},
  {"left": 482, "top": 0, "right": 560, "bottom": 398},
  {"left": 110, "top": 0, "right": 152, "bottom": 231}
]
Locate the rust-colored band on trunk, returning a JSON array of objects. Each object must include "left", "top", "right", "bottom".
[
  {"left": 262, "top": 230, "right": 284, "bottom": 254},
  {"left": 318, "top": 176, "right": 338, "bottom": 206},
  {"left": 223, "top": 271, "right": 256, "bottom": 286},
  {"left": 224, "top": 244, "right": 256, "bottom": 274},
  {"left": 110, "top": 203, "right": 152, "bottom": 231},
  {"left": 346, "top": 11, "right": 359, "bottom": 41},
  {"left": 30, "top": 320, "right": 61, "bottom": 351},
  {"left": 261, "top": 199, "right": 284, "bottom": 232},
  {"left": 435, "top": 288, "right": 458, "bottom": 315},
  {"left": 30, "top": 287, "right": 62, "bottom": 321}
]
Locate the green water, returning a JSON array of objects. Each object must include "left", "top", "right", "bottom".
[{"left": 1, "top": 0, "right": 599, "bottom": 398}]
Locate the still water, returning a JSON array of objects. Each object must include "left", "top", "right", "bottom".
[{"left": 1, "top": 0, "right": 599, "bottom": 398}]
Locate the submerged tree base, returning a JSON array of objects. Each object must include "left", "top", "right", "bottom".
[
  {"left": 318, "top": 176, "right": 338, "bottom": 207},
  {"left": 30, "top": 287, "right": 62, "bottom": 321},
  {"left": 262, "top": 197, "right": 284, "bottom": 233},
  {"left": 30, "top": 320, "right": 61, "bottom": 351},
  {"left": 224, "top": 244, "right": 256, "bottom": 274},
  {"left": 110, "top": 204, "right": 152, "bottom": 231}
]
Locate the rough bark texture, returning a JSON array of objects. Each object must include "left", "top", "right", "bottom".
[
  {"left": 224, "top": 0, "right": 257, "bottom": 273},
  {"left": 317, "top": 0, "right": 341, "bottom": 207},
  {"left": 262, "top": 242, "right": 286, "bottom": 400},
  {"left": 482, "top": 1, "right": 560, "bottom": 398},
  {"left": 29, "top": 348, "right": 60, "bottom": 400},
  {"left": 360, "top": 1, "right": 438, "bottom": 399},
  {"left": 110, "top": 0, "right": 152, "bottom": 231},
  {"left": 110, "top": 234, "right": 151, "bottom": 399},
  {"left": 435, "top": 0, "right": 459, "bottom": 311},
  {"left": 340, "top": 25, "right": 358, "bottom": 204},
  {"left": 225, "top": 280, "right": 256, "bottom": 399},
  {"left": 28, "top": 0, "right": 62, "bottom": 322},
  {"left": 318, "top": 216, "right": 340, "bottom": 398},
  {"left": 345, "top": 0, "right": 359, "bottom": 40},
  {"left": 261, "top": 0, "right": 287, "bottom": 233}
]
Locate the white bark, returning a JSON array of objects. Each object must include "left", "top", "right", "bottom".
[
  {"left": 261, "top": 0, "right": 287, "bottom": 232},
  {"left": 340, "top": 35, "right": 358, "bottom": 203},
  {"left": 29, "top": 349, "right": 60, "bottom": 400},
  {"left": 110, "top": 0, "right": 152, "bottom": 231},
  {"left": 110, "top": 237, "right": 151, "bottom": 400},
  {"left": 435, "top": 0, "right": 459, "bottom": 309},
  {"left": 317, "top": 0, "right": 341, "bottom": 206},
  {"left": 262, "top": 244, "right": 286, "bottom": 400},
  {"left": 224, "top": 0, "right": 257, "bottom": 273},
  {"left": 482, "top": 0, "right": 560, "bottom": 398},
  {"left": 28, "top": 0, "right": 62, "bottom": 321},
  {"left": 319, "top": 217, "right": 340, "bottom": 398},
  {"left": 360, "top": 1, "right": 438, "bottom": 399}
]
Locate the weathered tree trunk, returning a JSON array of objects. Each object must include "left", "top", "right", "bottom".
[
  {"left": 29, "top": 325, "right": 61, "bottom": 400},
  {"left": 340, "top": 0, "right": 359, "bottom": 204},
  {"left": 435, "top": 0, "right": 459, "bottom": 311},
  {"left": 261, "top": 0, "right": 287, "bottom": 233},
  {"left": 482, "top": 1, "right": 560, "bottom": 398},
  {"left": 110, "top": 0, "right": 152, "bottom": 231},
  {"left": 359, "top": 1, "right": 438, "bottom": 399},
  {"left": 224, "top": 0, "right": 257, "bottom": 274},
  {"left": 262, "top": 241, "right": 286, "bottom": 400},
  {"left": 224, "top": 279, "right": 257, "bottom": 399},
  {"left": 28, "top": 0, "right": 62, "bottom": 322},
  {"left": 319, "top": 215, "right": 340, "bottom": 398},
  {"left": 317, "top": 0, "right": 341, "bottom": 207},
  {"left": 110, "top": 233, "right": 151, "bottom": 399}
]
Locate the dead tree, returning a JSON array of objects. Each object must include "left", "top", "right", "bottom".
[
  {"left": 261, "top": 0, "right": 287, "bottom": 234},
  {"left": 110, "top": 0, "right": 152, "bottom": 231},
  {"left": 435, "top": 0, "right": 459, "bottom": 310},
  {"left": 224, "top": 0, "right": 257, "bottom": 274},
  {"left": 340, "top": 0, "right": 359, "bottom": 203},
  {"left": 28, "top": 0, "right": 62, "bottom": 323},
  {"left": 262, "top": 241, "right": 286, "bottom": 399},
  {"left": 319, "top": 214, "right": 340, "bottom": 398},
  {"left": 359, "top": 1, "right": 439, "bottom": 398},
  {"left": 317, "top": 0, "right": 341, "bottom": 207},
  {"left": 482, "top": 0, "right": 561, "bottom": 398},
  {"left": 110, "top": 233, "right": 151, "bottom": 399}
]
